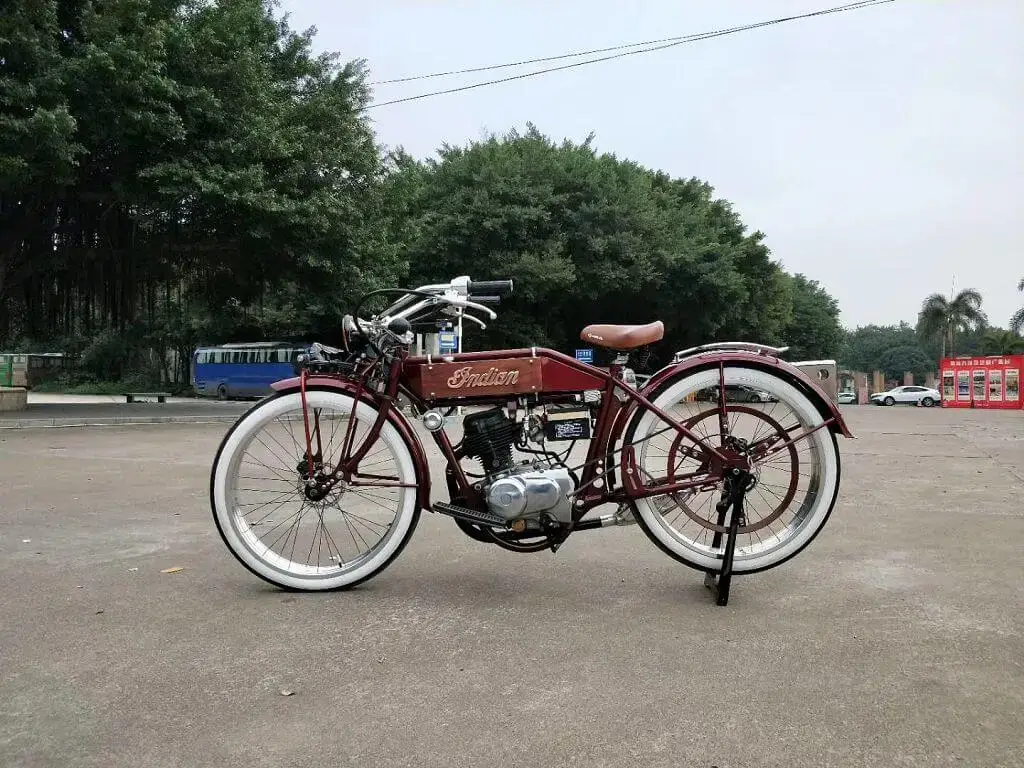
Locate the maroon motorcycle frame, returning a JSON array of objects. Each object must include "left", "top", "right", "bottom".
[{"left": 271, "top": 344, "right": 852, "bottom": 530}]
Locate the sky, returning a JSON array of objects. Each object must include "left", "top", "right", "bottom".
[{"left": 278, "top": 0, "right": 1023, "bottom": 330}]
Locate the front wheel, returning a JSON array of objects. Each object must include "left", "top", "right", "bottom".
[
  {"left": 624, "top": 365, "right": 841, "bottom": 575},
  {"left": 209, "top": 389, "right": 421, "bottom": 591},
  {"left": 884, "top": 396, "right": 895, "bottom": 406}
]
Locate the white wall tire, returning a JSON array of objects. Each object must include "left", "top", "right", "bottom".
[
  {"left": 625, "top": 365, "right": 841, "bottom": 575},
  {"left": 210, "top": 389, "right": 421, "bottom": 591}
]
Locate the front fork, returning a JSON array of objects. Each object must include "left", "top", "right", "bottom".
[{"left": 297, "top": 357, "right": 403, "bottom": 497}]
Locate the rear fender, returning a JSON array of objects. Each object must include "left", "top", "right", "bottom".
[
  {"left": 610, "top": 350, "right": 853, "bottom": 451},
  {"left": 270, "top": 376, "right": 432, "bottom": 510}
]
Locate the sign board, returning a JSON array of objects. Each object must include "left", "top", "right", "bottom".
[
  {"left": 940, "top": 354, "right": 1023, "bottom": 409},
  {"left": 574, "top": 348, "right": 594, "bottom": 364},
  {"left": 438, "top": 331, "right": 458, "bottom": 353}
]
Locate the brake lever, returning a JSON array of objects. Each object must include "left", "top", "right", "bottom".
[
  {"left": 460, "top": 299, "right": 497, "bottom": 320},
  {"left": 459, "top": 312, "right": 487, "bottom": 330},
  {"left": 439, "top": 295, "right": 497, "bottom": 321}
]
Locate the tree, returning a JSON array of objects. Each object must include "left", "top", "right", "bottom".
[
  {"left": 1011, "top": 277, "right": 1024, "bottom": 335},
  {"left": 394, "top": 125, "right": 795, "bottom": 364},
  {"left": 916, "top": 288, "right": 987, "bottom": 360},
  {"left": 779, "top": 273, "right": 842, "bottom": 361},
  {"left": 876, "top": 345, "right": 935, "bottom": 382},
  {"left": 980, "top": 328, "right": 1024, "bottom": 355},
  {"left": 0, "top": 0, "right": 82, "bottom": 340},
  {"left": 0, "top": 0, "right": 401, "bottom": 380},
  {"left": 839, "top": 323, "right": 931, "bottom": 373},
  {"left": 2, "top": 10, "right": 850, "bottom": 388}
]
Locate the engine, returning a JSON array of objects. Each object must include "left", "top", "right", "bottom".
[
  {"left": 486, "top": 467, "right": 575, "bottom": 524},
  {"left": 460, "top": 407, "right": 577, "bottom": 524},
  {"left": 461, "top": 408, "right": 520, "bottom": 475}
]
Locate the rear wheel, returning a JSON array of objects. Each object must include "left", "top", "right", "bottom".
[
  {"left": 623, "top": 365, "right": 841, "bottom": 575},
  {"left": 921, "top": 396, "right": 934, "bottom": 407},
  {"left": 210, "top": 389, "right": 421, "bottom": 591}
]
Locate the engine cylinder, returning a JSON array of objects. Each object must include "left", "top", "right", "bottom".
[{"left": 461, "top": 407, "right": 520, "bottom": 474}]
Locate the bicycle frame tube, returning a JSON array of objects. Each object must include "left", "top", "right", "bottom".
[
  {"left": 398, "top": 349, "right": 737, "bottom": 516},
  {"left": 339, "top": 356, "right": 404, "bottom": 476},
  {"left": 402, "top": 347, "right": 730, "bottom": 464},
  {"left": 284, "top": 342, "right": 847, "bottom": 517},
  {"left": 273, "top": 368, "right": 430, "bottom": 509}
]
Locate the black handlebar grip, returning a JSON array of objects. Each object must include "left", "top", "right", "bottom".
[
  {"left": 468, "top": 279, "right": 513, "bottom": 297},
  {"left": 472, "top": 295, "right": 501, "bottom": 304}
]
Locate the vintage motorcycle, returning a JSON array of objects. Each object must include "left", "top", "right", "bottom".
[{"left": 209, "top": 276, "right": 851, "bottom": 604}]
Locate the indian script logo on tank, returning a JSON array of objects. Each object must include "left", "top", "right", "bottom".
[{"left": 446, "top": 366, "right": 521, "bottom": 389}]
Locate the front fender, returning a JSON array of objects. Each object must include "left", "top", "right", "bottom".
[
  {"left": 637, "top": 351, "right": 854, "bottom": 438},
  {"left": 270, "top": 376, "right": 432, "bottom": 510}
]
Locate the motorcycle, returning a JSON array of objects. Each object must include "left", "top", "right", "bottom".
[{"left": 209, "top": 276, "right": 851, "bottom": 605}]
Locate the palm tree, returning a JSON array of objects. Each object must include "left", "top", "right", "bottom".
[
  {"left": 1010, "top": 277, "right": 1024, "bottom": 335},
  {"left": 917, "top": 288, "right": 987, "bottom": 360},
  {"left": 980, "top": 329, "right": 1024, "bottom": 355}
]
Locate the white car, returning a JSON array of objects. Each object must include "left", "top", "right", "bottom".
[
  {"left": 837, "top": 391, "right": 857, "bottom": 404},
  {"left": 869, "top": 385, "right": 940, "bottom": 408}
]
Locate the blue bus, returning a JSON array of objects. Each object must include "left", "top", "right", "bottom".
[{"left": 192, "top": 342, "right": 312, "bottom": 399}]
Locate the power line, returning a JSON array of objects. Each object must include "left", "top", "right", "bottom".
[
  {"left": 371, "top": 0, "right": 884, "bottom": 87},
  {"left": 365, "top": 0, "right": 895, "bottom": 110},
  {"left": 371, "top": 28, "right": 746, "bottom": 86}
]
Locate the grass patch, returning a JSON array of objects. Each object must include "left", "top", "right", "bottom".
[{"left": 31, "top": 375, "right": 195, "bottom": 397}]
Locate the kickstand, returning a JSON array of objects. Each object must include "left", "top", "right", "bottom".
[{"left": 703, "top": 469, "right": 750, "bottom": 607}]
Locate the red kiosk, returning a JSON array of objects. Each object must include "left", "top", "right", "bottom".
[{"left": 940, "top": 355, "right": 1023, "bottom": 409}]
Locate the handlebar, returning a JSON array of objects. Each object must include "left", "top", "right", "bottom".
[
  {"left": 345, "top": 277, "right": 514, "bottom": 354},
  {"left": 467, "top": 279, "right": 513, "bottom": 297}
]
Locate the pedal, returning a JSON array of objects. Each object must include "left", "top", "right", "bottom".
[{"left": 433, "top": 501, "right": 508, "bottom": 529}]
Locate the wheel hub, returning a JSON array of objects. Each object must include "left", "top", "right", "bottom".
[
  {"left": 301, "top": 472, "right": 343, "bottom": 502},
  {"left": 304, "top": 482, "right": 331, "bottom": 502}
]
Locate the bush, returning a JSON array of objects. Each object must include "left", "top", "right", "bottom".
[{"left": 79, "top": 331, "right": 132, "bottom": 381}]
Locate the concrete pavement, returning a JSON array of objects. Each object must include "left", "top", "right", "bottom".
[
  {"left": 1, "top": 406, "right": 1022, "bottom": 767},
  {"left": 0, "top": 392, "right": 251, "bottom": 429}
]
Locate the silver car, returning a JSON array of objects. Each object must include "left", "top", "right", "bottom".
[{"left": 869, "top": 385, "right": 941, "bottom": 407}]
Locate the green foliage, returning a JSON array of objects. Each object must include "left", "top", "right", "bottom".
[
  {"left": 0, "top": 1, "right": 81, "bottom": 189},
  {"left": 79, "top": 330, "right": 133, "bottom": 381},
  {"left": 839, "top": 320, "right": 1004, "bottom": 376},
  {"left": 394, "top": 125, "right": 794, "bottom": 365},
  {"left": 1010, "top": 277, "right": 1024, "bottom": 336},
  {"left": 3, "top": 7, "right": 846, "bottom": 381},
  {"left": 0, "top": 0, "right": 399, "bottom": 371},
  {"left": 779, "top": 273, "right": 842, "bottom": 360},
  {"left": 980, "top": 329, "right": 1024, "bottom": 355},
  {"left": 32, "top": 372, "right": 163, "bottom": 395},
  {"left": 876, "top": 345, "right": 935, "bottom": 381},
  {"left": 839, "top": 323, "right": 924, "bottom": 373},
  {"left": 916, "top": 288, "right": 987, "bottom": 359}
]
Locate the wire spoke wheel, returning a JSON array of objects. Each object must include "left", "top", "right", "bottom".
[
  {"left": 664, "top": 405, "right": 799, "bottom": 535},
  {"left": 210, "top": 390, "right": 420, "bottom": 591},
  {"left": 626, "top": 365, "right": 840, "bottom": 575}
]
